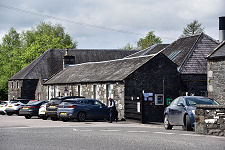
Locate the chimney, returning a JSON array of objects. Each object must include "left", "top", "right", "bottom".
[
  {"left": 219, "top": 16, "right": 225, "bottom": 42},
  {"left": 63, "top": 49, "right": 75, "bottom": 69}
]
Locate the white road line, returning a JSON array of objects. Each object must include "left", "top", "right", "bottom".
[
  {"left": 79, "top": 130, "right": 93, "bottom": 132},
  {"left": 128, "top": 131, "right": 148, "bottom": 133},
  {"left": 154, "top": 132, "right": 175, "bottom": 135},
  {"left": 100, "top": 130, "right": 120, "bottom": 132}
]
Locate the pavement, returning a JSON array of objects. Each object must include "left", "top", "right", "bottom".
[{"left": 0, "top": 115, "right": 225, "bottom": 150}]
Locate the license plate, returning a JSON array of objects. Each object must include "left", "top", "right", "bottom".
[
  {"left": 0, "top": 106, "right": 3, "bottom": 107},
  {"left": 60, "top": 112, "right": 67, "bottom": 115},
  {"left": 23, "top": 107, "right": 28, "bottom": 109},
  {"left": 8, "top": 106, "right": 12, "bottom": 108},
  {"left": 50, "top": 106, "right": 55, "bottom": 108},
  {"left": 41, "top": 111, "right": 46, "bottom": 114}
]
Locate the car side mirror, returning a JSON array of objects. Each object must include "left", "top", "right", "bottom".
[{"left": 177, "top": 103, "right": 185, "bottom": 107}]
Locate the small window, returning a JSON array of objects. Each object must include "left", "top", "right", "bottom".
[
  {"left": 11, "top": 82, "right": 14, "bottom": 90},
  {"left": 155, "top": 94, "right": 164, "bottom": 105},
  {"left": 17, "top": 82, "right": 19, "bottom": 89}
]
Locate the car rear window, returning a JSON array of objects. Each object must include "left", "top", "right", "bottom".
[
  {"left": 186, "top": 98, "right": 219, "bottom": 106},
  {"left": 49, "top": 100, "right": 63, "bottom": 105}
]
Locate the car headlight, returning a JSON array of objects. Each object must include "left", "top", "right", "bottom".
[{"left": 191, "top": 110, "right": 195, "bottom": 115}]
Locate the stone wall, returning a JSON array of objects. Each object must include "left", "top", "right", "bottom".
[
  {"left": 8, "top": 80, "right": 23, "bottom": 100},
  {"left": 42, "top": 82, "right": 125, "bottom": 119},
  {"left": 195, "top": 105, "right": 225, "bottom": 136},
  {"left": 207, "top": 59, "right": 225, "bottom": 105}
]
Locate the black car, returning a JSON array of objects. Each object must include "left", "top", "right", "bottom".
[
  {"left": 164, "top": 96, "right": 219, "bottom": 131},
  {"left": 19, "top": 100, "right": 48, "bottom": 119},
  {"left": 46, "top": 96, "right": 84, "bottom": 121},
  {"left": 57, "top": 98, "right": 109, "bottom": 122}
]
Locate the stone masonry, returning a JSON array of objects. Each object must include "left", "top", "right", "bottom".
[
  {"left": 207, "top": 59, "right": 225, "bottom": 105},
  {"left": 195, "top": 105, "right": 225, "bottom": 136},
  {"left": 39, "top": 82, "right": 125, "bottom": 119}
]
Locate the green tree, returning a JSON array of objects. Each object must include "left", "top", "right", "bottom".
[
  {"left": 137, "top": 31, "right": 162, "bottom": 50},
  {"left": 0, "top": 28, "right": 22, "bottom": 100},
  {"left": 122, "top": 43, "right": 135, "bottom": 50},
  {"left": 181, "top": 20, "right": 204, "bottom": 37},
  {"left": 21, "top": 22, "right": 77, "bottom": 66},
  {"left": 0, "top": 22, "right": 77, "bottom": 99}
]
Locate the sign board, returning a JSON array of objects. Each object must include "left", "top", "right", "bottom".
[{"left": 155, "top": 94, "right": 164, "bottom": 105}]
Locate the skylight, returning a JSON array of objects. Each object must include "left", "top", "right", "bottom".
[{"left": 168, "top": 50, "right": 182, "bottom": 60}]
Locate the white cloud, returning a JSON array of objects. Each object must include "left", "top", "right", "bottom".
[{"left": 0, "top": 0, "right": 224, "bottom": 48}]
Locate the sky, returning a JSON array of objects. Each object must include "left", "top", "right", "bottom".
[{"left": 0, "top": 0, "right": 224, "bottom": 49}]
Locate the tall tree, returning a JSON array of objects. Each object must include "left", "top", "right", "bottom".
[
  {"left": 181, "top": 20, "right": 204, "bottom": 37},
  {"left": 21, "top": 22, "right": 77, "bottom": 66},
  {"left": 137, "top": 31, "right": 162, "bottom": 50},
  {"left": 0, "top": 22, "right": 77, "bottom": 99},
  {"left": 0, "top": 28, "right": 22, "bottom": 100}
]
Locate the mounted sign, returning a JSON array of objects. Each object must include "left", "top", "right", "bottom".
[
  {"left": 143, "top": 93, "right": 153, "bottom": 101},
  {"left": 155, "top": 94, "right": 164, "bottom": 105}
]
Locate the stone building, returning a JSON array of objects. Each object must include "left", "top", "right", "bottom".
[
  {"left": 207, "top": 41, "right": 225, "bottom": 104},
  {"left": 43, "top": 53, "right": 179, "bottom": 120},
  {"left": 128, "top": 33, "right": 219, "bottom": 96},
  {"left": 8, "top": 49, "right": 138, "bottom": 100}
]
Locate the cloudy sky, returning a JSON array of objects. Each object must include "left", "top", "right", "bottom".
[{"left": 0, "top": 0, "right": 224, "bottom": 49}]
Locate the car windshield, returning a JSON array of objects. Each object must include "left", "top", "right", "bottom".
[
  {"left": 27, "top": 101, "right": 42, "bottom": 105},
  {"left": 186, "top": 97, "right": 219, "bottom": 106},
  {"left": 49, "top": 99, "right": 62, "bottom": 105}
]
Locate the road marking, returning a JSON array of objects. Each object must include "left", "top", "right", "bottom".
[
  {"left": 180, "top": 134, "right": 192, "bottom": 136},
  {"left": 154, "top": 132, "right": 175, "bottom": 135},
  {"left": 79, "top": 130, "right": 93, "bottom": 132},
  {"left": 100, "top": 130, "right": 120, "bottom": 132},
  {"left": 128, "top": 131, "right": 148, "bottom": 133}
]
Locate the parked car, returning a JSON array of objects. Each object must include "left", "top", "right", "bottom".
[
  {"left": 0, "top": 101, "right": 9, "bottom": 115},
  {"left": 57, "top": 98, "right": 109, "bottom": 122},
  {"left": 5, "top": 99, "right": 30, "bottom": 115},
  {"left": 164, "top": 96, "right": 219, "bottom": 131},
  {"left": 39, "top": 103, "right": 48, "bottom": 120},
  {"left": 46, "top": 96, "right": 84, "bottom": 121},
  {"left": 19, "top": 100, "right": 48, "bottom": 119}
]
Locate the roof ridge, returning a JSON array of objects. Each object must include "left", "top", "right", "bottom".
[{"left": 178, "top": 33, "right": 202, "bottom": 72}]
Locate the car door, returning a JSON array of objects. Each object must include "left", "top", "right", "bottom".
[
  {"left": 174, "top": 97, "right": 186, "bottom": 125},
  {"left": 168, "top": 97, "right": 179, "bottom": 124}
]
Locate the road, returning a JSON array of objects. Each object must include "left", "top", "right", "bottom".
[{"left": 0, "top": 115, "right": 224, "bottom": 150}]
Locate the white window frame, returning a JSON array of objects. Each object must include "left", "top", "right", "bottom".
[{"left": 155, "top": 94, "right": 164, "bottom": 105}]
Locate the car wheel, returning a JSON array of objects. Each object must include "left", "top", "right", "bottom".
[
  {"left": 51, "top": 117, "right": 58, "bottom": 121},
  {"left": 62, "top": 118, "right": 68, "bottom": 122},
  {"left": 25, "top": 115, "right": 31, "bottom": 119},
  {"left": 42, "top": 116, "right": 48, "bottom": 120},
  {"left": 7, "top": 113, "right": 13, "bottom": 116},
  {"left": 183, "top": 115, "right": 193, "bottom": 131},
  {"left": 164, "top": 114, "right": 173, "bottom": 130},
  {"left": 78, "top": 112, "right": 86, "bottom": 122}
]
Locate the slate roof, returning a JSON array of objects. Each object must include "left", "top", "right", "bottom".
[
  {"left": 9, "top": 49, "right": 138, "bottom": 80},
  {"left": 44, "top": 54, "right": 158, "bottom": 85},
  {"left": 207, "top": 40, "right": 225, "bottom": 59},
  {"left": 179, "top": 33, "right": 219, "bottom": 74},
  {"left": 126, "top": 33, "right": 219, "bottom": 74},
  {"left": 126, "top": 44, "right": 169, "bottom": 58}
]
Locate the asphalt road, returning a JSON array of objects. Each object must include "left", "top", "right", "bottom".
[{"left": 0, "top": 115, "right": 224, "bottom": 150}]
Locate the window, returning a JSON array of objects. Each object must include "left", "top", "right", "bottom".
[
  {"left": 11, "top": 82, "right": 14, "bottom": 90},
  {"left": 93, "top": 85, "right": 97, "bottom": 99},
  {"left": 168, "top": 50, "right": 182, "bottom": 60},
  {"left": 17, "top": 82, "right": 19, "bottom": 89},
  {"left": 78, "top": 85, "right": 81, "bottom": 96},
  {"left": 155, "top": 94, "right": 164, "bottom": 105}
]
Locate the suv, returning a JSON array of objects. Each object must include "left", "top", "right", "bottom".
[
  {"left": 46, "top": 96, "right": 84, "bottom": 121},
  {"left": 5, "top": 99, "right": 30, "bottom": 115}
]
